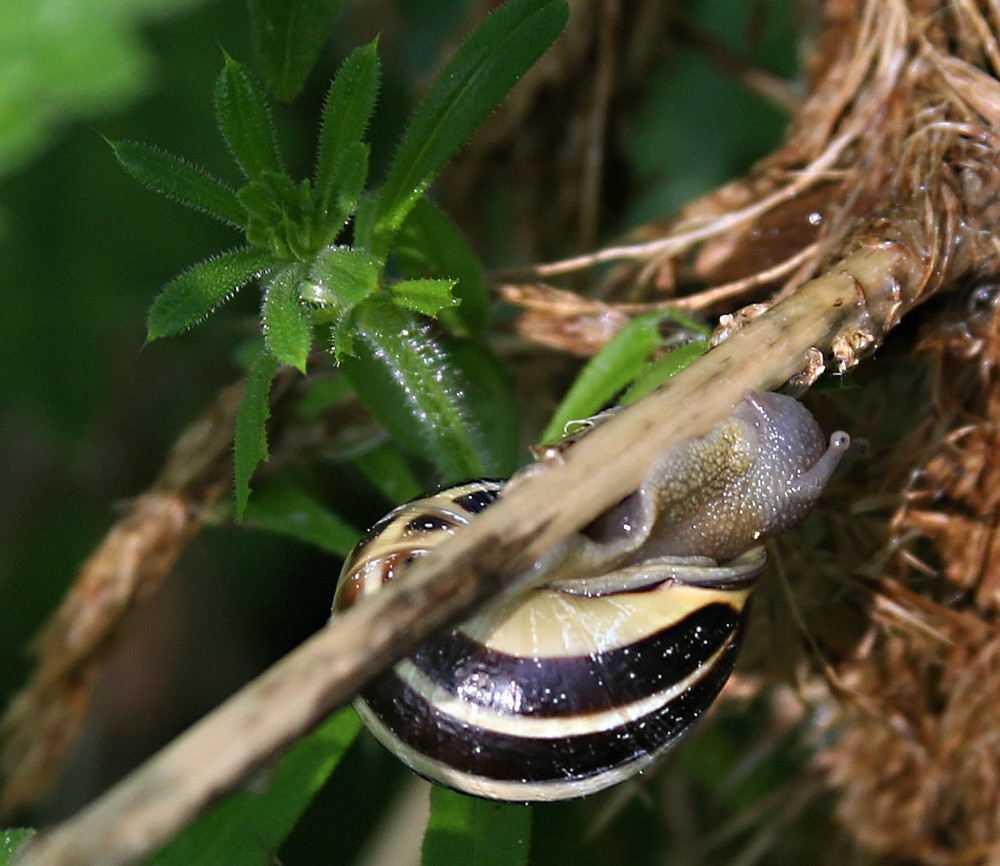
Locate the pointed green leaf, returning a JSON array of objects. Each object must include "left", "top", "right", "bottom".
[
  {"left": 263, "top": 266, "right": 313, "bottom": 371},
  {"left": 234, "top": 350, "right": 280, "bottom": 519},
  {"left": 316, "top": 40, "right": 380, "bottom": 197},
  {"left": 338, "top": 299, "right": 494, "bottom": 480},
  {"left": 422, "top": 787, "right": 531, "bottom": 866},
  {"left": 2, "top": 829, "right": 36, "bottom": 865},
  {"left": 370, "top": 0, "right": 568, "bottom": 253},
  {"left": 620, "top": 339, "right": 708, "bottom": 405},
  {"left": 389, "top": 278, "right": 457, "bottom": 316},
  {"left": 543, "top": 311, "right": 709, "bottom": 442},
  {"left": 110, "top": 140, "right": 246, "bottom": 228},
  {"left": 396, "top": 198, "right": 489, "bottom": 335},
  {"left": 541, "top": 312, "right": 664, "bottom": 442},
  {"left": 215, "top": 55, "right": 283, "bottom": 180},
  {"left": 248, "top": 0, "right": 343, "bottom": 103},
  {"left": 148, "top": 708, "right": 362, "bottom": 866},
  {"left": 330, "top": 312, "right": 356, "bottom": 360},
  {"left": 317, "top": 140, "right": 369, "bottom": 245},
  {"left": 305, "top": 247, "right": 380, "bottom": 309},
  {"left": 242, "top": 483, "right": 359, "bottom": 556},
  {"left": 147, "top": 248, "right": 272, "bottom": 341}
]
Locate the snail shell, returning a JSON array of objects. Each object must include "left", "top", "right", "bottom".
[{"left": 333, "top": 392, "right": 850, "bottom": 801}]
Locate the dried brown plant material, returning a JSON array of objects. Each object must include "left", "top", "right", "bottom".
[
  {"left": 0, "top": 383, "right": 243, "bottom": 818},
  {"left": 504, "top": 0, "right": 1000, "bottom": 349},
  {"left": 820, "top": 581, "right": 1000, "bottom": 865},
  {"left": 890, "top": 287, "right": 1000, "bottom": 613}
]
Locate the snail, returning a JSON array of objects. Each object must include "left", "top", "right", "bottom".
[{"left": 332, "top": 392, "right": 850, "bottom": 801}]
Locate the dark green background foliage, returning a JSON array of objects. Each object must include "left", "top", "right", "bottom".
[{"left": 0, "top": 0, "right": 829, "bottom": 863}]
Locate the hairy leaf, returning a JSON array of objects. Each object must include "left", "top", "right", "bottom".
[
  {"left": 234, "top": 350, "right": 280, "bottom": 519},
  {"left": 389, "top": 278, "right": 457, "bottom": 316},
  {"left": 263, "top": 265, "right": 312, "bottom": 371},
  {"left": 110, "top": 140, "right": 246, "bottom": 227},
  {"left": 1, "top": 829, "right": 35, "bottom": 865},
  {"left": 396, "top": 198, "right": 489, "bottom": 335},
  {"left": 147, "top": 247, "right": 271, "bottom": 341},
  {"left": 338, "top": 300, "right": 493, "bottom": 480},
  {"left": 316, "top": 41, "right": 380, "bottom": 197},
  {"left": 215, "top": 55, "right": 283, "bottom": 180},
  {"left": 306, "top": 247, "right": 380, "bottom": 309}
]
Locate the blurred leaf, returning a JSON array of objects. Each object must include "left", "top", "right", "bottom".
[
  {"left": 422, "top": 787, "right": 531, "bottom": 866},
  {"left": 338, "top": 300, "right": 494, "bottom": 481},
  {"left": 1, "top": 828, "right": 35, "bottom": 865},
  {"left": 263, "top": 265, "right": 312, "bottom": 371},
  {"left": 248, "top": 0, "right": 342, "bottom": 103},
  {"left": 215, "top": 55, "right": 283, "bottom": 180},
  {"left": 0, "top": 0, "right": 206, "bottom": 178},
  {"left": 234, "top": 350, "right": 280, "bottom": 519},
  {"left": 149, "top": 708, "right": 362, "bottom": 866},
  {"left": 449, "top": 339, "right": 519, "bottom": 477},
  {"left": 389, "top": 278, "right": 457, "bottom": 316},
  {"left": 242, "top": 483, "right": 359, "bottom": 556},
  {"left": 396, "top": 198, "right": 489, "bottom": 335},
  {"left": 366, "top": 0, "right": 569, "bottom": 254},
  {"left": 351, "top": 442, "right": 423, "bottom": 503},
  {"left": 111, "top": 140, "right": 246, "bottom": 227},
  {"left": 315, "top": 40, "right": 380, "bottom": 197},
  {"left": 620, "top": 339, "right": 708, "bottom": 405},
  {"left": 147, "top": 247, "right": 272, "bottom": 340}
]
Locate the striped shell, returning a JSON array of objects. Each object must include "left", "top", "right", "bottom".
[{"left": 333, "top": 392, "right": 849, "bottom": 801}]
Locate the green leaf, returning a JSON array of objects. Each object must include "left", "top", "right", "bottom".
[
  {"left": 110, "top": 140, "right": 247, "bottom": 227},
  {"left": 390, "top": 278, "right": 457, "bottom": 316},
  {"left": 263, "top": 266, "right": 313, "bottom": 371},
  {"left": 241, "top": 483, "right": 359, "bottom": 556},
  {"left": 318, "top": 140, "right": 369, "bottom": 244},
  {"left": 422, "top": 787, "right": 531, "bottom": 866},
  {"left": 338, "top": 299, "right": 492, "bottom": 480},
  {"left": 396, "top": 198, "right": 489, "bottom": 335},
  {"left": 351, "top": 442, "right": 423, "bottom": 504},
  {"left": 215, "top": 55, "right": 283, "bottom": 180},
  {"left": 306, "top": 247, "right": 380, "bottom": 309},
  {"left": 448, "top": 339, "right": 519, "bottom": 477},
  {"left": 147, "top": 247, "right": 272, "bottom": 341},
  {"left": 234, "top": 350, "right": 280, "bottom": 519},
  {"left": 541, "top": 311, "right": 666, "bottom": 442},
  {"left": 316, "top": 40, "right": 380, "bottom": 198},
  {"left": 148, "top": 708, "right": 362, "bottom": 866},
  {"left": 620, "top": 339, "right": 708, "bottom": 405},
  {"left": 248, "top": 0, "right": 342, "bottom": 103},
  {"left": 1, "top": 828, "right": 35, "bottom": 865},
  {"left": 368, "top": 0, "right": 569, "bottom": 254}
]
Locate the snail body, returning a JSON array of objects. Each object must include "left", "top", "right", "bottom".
[{"left": 333, "top": 392, "right": 849, "bottom": 801}]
